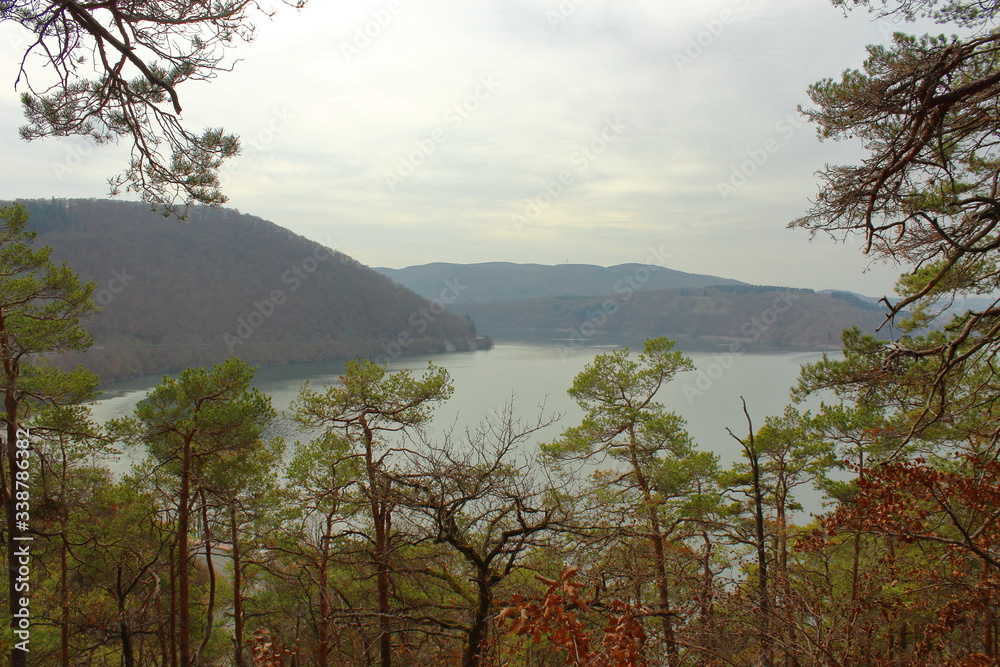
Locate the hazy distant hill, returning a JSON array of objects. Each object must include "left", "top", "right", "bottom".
[
  {"left": 11, "top": 199, "right": 485, "bottom": 382},
  {"left": 456, "top": 285, "right": 890, "bottom": 349},
  {"left": 376, "top": 262, "right": 889, "bottom": 349},
  {"left": 374, "top": 262, "right": 745, "bottom": 304},
  {"left": 818, "top": 289, "right": 994, "bottom": 328}
]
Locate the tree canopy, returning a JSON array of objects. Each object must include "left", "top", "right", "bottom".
[
  {"left": 3, "top": 0, "right": 304, "bottom": 215},
  {"left": 792, "top": 0, "right": 1000, "bottom": 435}
]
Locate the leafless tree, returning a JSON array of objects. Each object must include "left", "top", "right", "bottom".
[{"left": 395, "top": 401, "right": 571, "bottom": 667}]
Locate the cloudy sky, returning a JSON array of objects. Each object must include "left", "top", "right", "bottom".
[{"left": 0, "top": 0, "right": 931, "bottom": 295}]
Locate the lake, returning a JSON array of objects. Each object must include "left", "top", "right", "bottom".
[{"left": 90, "top": 340, "right": 834, "bottom": 472}]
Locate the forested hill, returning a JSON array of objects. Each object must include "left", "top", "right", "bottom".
[
  {"left": 377, "top": 262, "right": 888, "bottom": 349},
  {"left": 374, "top": 261, "right": 745, "bottom": 303},
  {"left": 457, "top": 285, "right": 889, "bottom": 349},
  {"left": 11, "top": 199, "right": 485, "bottom": 382}
]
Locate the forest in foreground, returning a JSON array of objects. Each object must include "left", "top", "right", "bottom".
[{"left": 0, "top": 198, "right": 998, "bottom": 666}]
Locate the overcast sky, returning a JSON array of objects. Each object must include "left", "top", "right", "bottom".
[{"left": 0, "top": 0, "right": 932, "bottom": 295}]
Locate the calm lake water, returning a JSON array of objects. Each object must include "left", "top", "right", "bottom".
[{"left": 90, "top": 340, "right": 834, "bottom": 472}]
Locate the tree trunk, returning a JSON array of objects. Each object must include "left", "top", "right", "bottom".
[
  {"left": 316, "top": 543, "right": 331, "bottom": 667},
  {"left": 464, "top": 572, "right": 493, "bottom": 667},
  {"left": 750, "top": 443, "right": 772, "bottom": 667},
  {"left": 231, "top": 503, "right": 247, "bottom": 667},
  {"left": 373, "top": 495, "right": 392, "bottom": 667},
  {"left": 362, "top": 419, "right": 393, "bottom": 667},
  {"left": 61, "top": 532, "right": 70, "bottom": 665},
  {"left": 119, "top": 565, "right": 136, "bottom": 667},
  {"left": 848, "top": 451, "right": 864, "bottom": 662},
  {"left": 195, "top": 489, "right": 217, "bottom": 665},
  {"left": 121, "top": 619, "right": 136, "bottom": 667},
  {"left": 156, "top": 574, "right": 170, "bottom": 667},
  {"left": 699, "top": 530, "right": 716, "bottom": 651},
  {"left": 169, "top": 540, "right": 178, "bottom": 667},
  {"left": 648, "top": 518, "right": 679, "bottom": 666},
  {"left": 59, "top": 438, "right": 71, "bottom": 666},
  {"left": 178, "top": 435, "right": 193, "bottom": 667},
  {"left": 627, "top": 431, "right": 678, "bottom": 666},
  {"left": 732, "top": 401, "right": 772, "bottom": 667}
]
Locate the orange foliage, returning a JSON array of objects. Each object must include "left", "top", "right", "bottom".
[{"left": 498, "top": 566, "right": 649, "bottom": 667}]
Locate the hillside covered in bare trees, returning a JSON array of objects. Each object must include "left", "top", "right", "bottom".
[{"left": 11, "top": 199, "right": 488, "bottom": 381}]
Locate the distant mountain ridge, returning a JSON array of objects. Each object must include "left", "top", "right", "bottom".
[
  {"left": 456, "top": 284, "right": 889, "bottom": 349},
  {"left": 5, "top": 200, "right": 895, "bottom": 383},
  {"left": 378, "top": 263, "right": 890, "bottom": 349},
  {"left": 373, "top": 262, "right": 745, "bottom": 304},
  {"left": 10, "top": 199, "right": 486, "bottom": 382},
  {"left": 820, "top": 288, "right": 998, "bottom": 325}
]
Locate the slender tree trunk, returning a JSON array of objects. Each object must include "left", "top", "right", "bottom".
[
  {"left": 316, "top": 547, "right": 331, "bottom": 667},
  {"left": 61, "top": 531, "right": 70, "bottom": 665},
  {"left": 59, "top": 439, "right": 71, "bottom": 667},
  {"left": 156, "top": 574, "right": 170, "bottom": 667},
  {"left": 373, "top": 494, "right": 392, "bottom": 667},
  {"left": 848, "top": 451, "right": 864, "bottom": 662},
  {"left": 121, "top": 619, "right": 136, "bottom": 667},
  {"left": 776, "top": 485, "right": 791, "bottom": 667},
  {"left": 362, "top": 420, "right": 393, "bottom": 667},
  {"left": 627, "top": 431, "right": 678, "bottom": 667},
  {"left": 731, "top": 401, "right": 772, "bottom": 667},
  {"left": 196, "top": 489, "right": 217, "bottom": 665},
  {"left": 776, "top": 487, "right": 788, "bottom": 579},
  {"left": 231, "top": 503, "right": 247, "bottom": 667},
  {"left": 169, "top": 540, "right": 178, "bottom": 667},
  {"left": 699, "top": 530, "right": 715, "bottom": 651},
  {"left": 648, "top": 514, "right": 679, "bottom": 666},
  {"left": 119, "top": 565, "right": 136, "bottom": 667},
  {"left": 178, "top": 435, "right": 193, "bottom": 667},
  {"left": 749, "top": 442, "right": 772, "bottom": 667},
  {"left": 845, "top": 530, "right": 863, "bottom": 661}
]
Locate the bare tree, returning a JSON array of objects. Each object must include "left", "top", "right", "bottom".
[
  {"left": 726, "top": 400, "right": 773, "bottom": 667},
  {"left": 395, "top": 401, "right": 570, "bottom": 667}
]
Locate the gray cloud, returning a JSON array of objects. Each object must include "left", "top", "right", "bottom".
[{"left": 0, "top": 0, "right": 926, "bottom": 294}]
